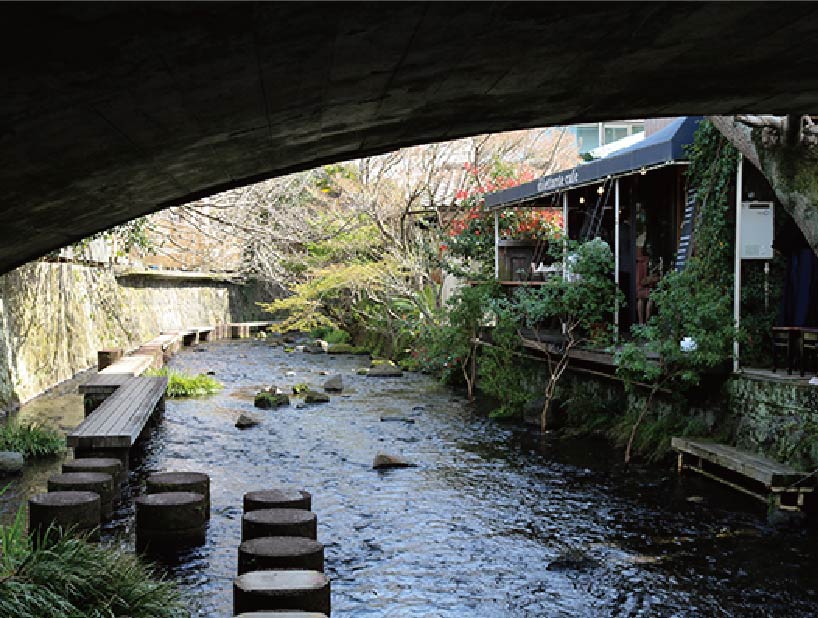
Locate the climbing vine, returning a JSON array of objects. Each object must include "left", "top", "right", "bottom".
[{"left": 616, "top": 120, "right": 739, "bottom": 462}]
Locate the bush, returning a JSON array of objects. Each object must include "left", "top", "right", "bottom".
[
  {"left": 0, "top": 510, "right": 187, "bottom": 618},
  {"left": 0, "top": 423, "right": 64, "bottom": 458},
  {"left": 309, "top": 326, "right": 351, "bottom": 344},
  {"left": 145, "top": 368, "right": 222, "bottom": 398},
  {"left": 292, "top": 383, "right": 310, "bottom": 395}
]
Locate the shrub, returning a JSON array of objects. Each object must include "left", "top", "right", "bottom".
[
  {"left": 145, "top": 368, "right": 222, "bottom": 398},
  {"left": 309, "top": 326, "right": 351, "bottom": 344},
  {"left": 0, "top": 423, "right": 64, "bottom": 458},
  {"left": 0, "top": 493, "right": 187, "bottom": 618},
  {"left": 292, "top": 383, "right": 310, "bottom": 395}
]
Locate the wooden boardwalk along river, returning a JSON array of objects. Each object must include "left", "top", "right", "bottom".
[
  {"left": 672, "top": 437, "right": 814, "bottom": 512},
  {"left": 68, "top": 376, "right": 167, "bottom": 467}
]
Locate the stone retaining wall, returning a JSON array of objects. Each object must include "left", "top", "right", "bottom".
[{"left": 0, "top": 262, "right": 275, "bottom": 410}]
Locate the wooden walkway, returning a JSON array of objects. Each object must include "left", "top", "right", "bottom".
[
  {"left": 672, "top": 437, "right": 814, "bottom": 511},
  {"left": 68, "top": 376, "right": 167, "bottom": 450},
  {"left": 99, "top": 354, "right": 155, "bottom": 376}
]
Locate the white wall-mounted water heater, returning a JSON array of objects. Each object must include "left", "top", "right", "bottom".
[{"left": 740, "top": 201, "right": 774, "bottom": 259}]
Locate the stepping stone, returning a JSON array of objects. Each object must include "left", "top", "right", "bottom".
[
  {"left": 29, "top": 491, "right": 101, "bottom": 542},
  {"left": 147, "top": 471, "right": 210, "bottom": 518},
  {"left": 367, "top": 364, "right": 403, "bottom": 377},
  {"left": 238, "top": 536, "right": 325, "bottom": 574},
  {"left": 233, "top": 570, "right": 330, "bottom": 615},
  {"left": 136, "top": 491, "right": 206, "bottom": 553},
  {"left": 242, "top": 508, "right": 317, "bottom": 541},
  {"left": 62, "top": 457, "right": 124, "bottom": 483},
  {"left": 323, "top": 375, "right": 343, "bottom": 392},
  {"left": 244, "top": 488, "right": 312, "bottom": 512},
  {"left": 48, "top": 472, "right": 115, "bottom": 520}
]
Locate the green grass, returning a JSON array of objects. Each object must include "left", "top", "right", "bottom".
[
  {"left": 145, "top": 368, "right": 222, "bottom": 398},
  {"left": 292, "top": 383, "right": 310, "bottom": 395},
  {"left": 0, "top": 493, "right": 187, "bottom": 618},
  {"left": 0, "top": 422, "right": 64, "bottom": 458},
  {"left": 309, "top": 326, "right": 351, "bottom": 344}
]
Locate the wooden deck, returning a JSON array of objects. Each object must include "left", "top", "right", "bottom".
[
  {"left": 672, "top": 437, "right": 814, "bottom": 511},
  {"left": 99, "top": 354, "right": 155, "bottom": 376},
  {"left": 79, "top": 373, "right": 133, "bottom": 395},
  {"left": 68, "top": 376, "right": 167, "bottom": 450}
]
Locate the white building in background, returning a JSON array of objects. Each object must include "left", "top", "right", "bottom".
[{"left": 569, "top": 120, "right": 645, "bottom": 155}]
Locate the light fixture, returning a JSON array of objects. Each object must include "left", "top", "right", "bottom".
[
  {"left": 579, "top": 196, "right": 585, "bottom": 204},
  {"left": 640, "top": 167, "right": 647, "bottom": 176},
  {"left": 597, "top": 185, "right": 604, "bottom": 195}
]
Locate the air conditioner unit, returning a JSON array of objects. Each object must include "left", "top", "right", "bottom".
[{"left": 741, "top": 201, "right": 774, "bottom": 259}]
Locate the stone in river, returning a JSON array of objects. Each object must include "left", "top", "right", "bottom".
[
  {"left": 255, "top": 392, "right": 290, "bottom": 409},
  {"left": 236, "top": 413, "right": 261, "bottom": 429},
  {"left": 372, "top": 453, "right": 414, "bottom": 469},
  {"left": 0, "top": 451, "right": 24, "bottom": 474},
  {"left": 304, "top": 339, "right": 329, "bottom": 354},
  {"left": 367, "top": 364, "right": 403, "bottom": 378},
  {"left": 323, "top": 375, "right": 343, "bottom": 393},
  {"left": 304, "top": 391, "right": 330, "bottom": 404}
]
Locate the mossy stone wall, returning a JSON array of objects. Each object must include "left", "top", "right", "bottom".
[{"left": 0, "top": 262, "right": 269, "bottom": 410}]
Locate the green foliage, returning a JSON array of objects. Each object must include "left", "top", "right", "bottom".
[
  {"left": 412, "top": 283, "right": 501, "bottom": 392},
  {"left": 145, "top": 368, "right": 222, "bottom": 398},
  {"left": 326, "top": 343, "right": 369, "bottom": 355},
  {"left": 0, "top": 518, "right": 187, "bottom": 618},
  {"left": 617, "top": 120, "right": 739, "bottom": 393},
  {"left": 478, "top": 302, "right": 535, "bottom": 419},
  {"left": 514, "top": 238, "right": 620, "bottom": 343},
  {"left": 309, "top": 326, "right": 351, "bottom": 344},
  {"left": 292, "top": 383, "right": 310, "bottom": 395},
  {"left": 607, "top": 407, "right": 712, "bottom": 463},
  {"left": 254, "top": 392, "right": 290, "bottom": 409},
  {"left": 0, "top": 422, "right": 64, "bottom": 459}
]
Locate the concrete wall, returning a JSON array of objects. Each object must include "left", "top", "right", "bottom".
[{"left": 0, "top": 262, "right": 271, "bottom": 410}]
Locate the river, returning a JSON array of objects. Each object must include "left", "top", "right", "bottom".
[{"left": 3, "top": 338, "right": 818, "bottom": 617}]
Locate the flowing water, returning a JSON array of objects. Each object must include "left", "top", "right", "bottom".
[{"left": 3, "top": 339, "right": 818, "bottom": 617}]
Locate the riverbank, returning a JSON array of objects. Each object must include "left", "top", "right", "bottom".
[{"left": 3, "top": 338, "right": 818, "bottom": 616}]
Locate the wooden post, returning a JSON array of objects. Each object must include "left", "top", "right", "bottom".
[{"left": 97, "top": 348, "right": 123, "bottom": 371}]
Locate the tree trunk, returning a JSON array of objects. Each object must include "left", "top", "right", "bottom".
[{"left": 710, "top": 115, "right": 818, "bottom": 256}]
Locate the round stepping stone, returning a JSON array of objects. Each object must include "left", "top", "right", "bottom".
[
  {"left": 29, "top": 491, "right": 100, "bottom": 542},
  {"left": 147, "top": 471, "right": 211, "bottom": 519},
  {"left": 233, "top": 570, "right": 330, "bottom": 615},
  {"left": 135, "top": 491, "right": 206, "bottom": 553},
  {"left": 62, "top": 457, "right": 124, "bottom": 485},
  {"left": 244, "top": 488, "right": 312, "bottom": 512},
  {"left": 48, "top": 472, "right": 115, "bottom": 520},
  {"left": 242, "top": 508, "right": 317, "bottom": 541},
  {"left": 238, "top": 536, "right": 325, "bottom": 574}
]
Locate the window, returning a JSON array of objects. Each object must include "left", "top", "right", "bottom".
[{"left": 575, "top": 126, "right": 600, "bottom": 153}]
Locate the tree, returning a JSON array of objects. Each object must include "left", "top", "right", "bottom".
[{"left": 513, "top": 238, "right": 620, "bottom": 432}]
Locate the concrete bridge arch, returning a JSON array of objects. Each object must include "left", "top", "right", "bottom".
[{"left": 2, "top": 2, "right": 818, "bottom": 273}]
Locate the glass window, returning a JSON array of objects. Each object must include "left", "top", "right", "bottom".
[
  {"left": 631, "top": 124, "right": 644, "bottom": 135},
  {"left": 576, "top": 126, "right": 599, "bottom": 153},
  {"left": 604, "top": 126, "right": 629, "bottom": 143}
]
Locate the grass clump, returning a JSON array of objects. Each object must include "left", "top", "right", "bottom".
[
  {"left": 292, "top": 383, "right": 310, "bottom": 395},
  {"left": 0, "top": 422, "right": 64, "bottom": 458},
  {"left": 145, "top": 367, "right": 222, "bottom": 398},
  {"left": 0, "top": 500, "right": 187, "bottom": 618},
  {"left": 309, "top": 326, "right": 351, "bottom": 344},
  {"left": 327, "top": 343, "right": 369, "bottom": 355}
]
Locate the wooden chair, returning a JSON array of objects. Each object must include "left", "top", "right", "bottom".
[
  {"left": 800, "top": 328, "right": 818, "bottom": 377},
  {"left": 771, "top": 327, "right": 794, "bottom": 374}
]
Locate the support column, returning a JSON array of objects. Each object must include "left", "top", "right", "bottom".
[
  {"left": 562, "top": 191, "right": 568, "bottom": 281},
  {"left": 733, "top": 154, "right": 744, "bottom": 373},
  {"left": 614, "top": 178, "right": 620, "bottom": 337}
]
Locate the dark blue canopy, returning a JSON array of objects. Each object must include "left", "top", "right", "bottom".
[{"left": 486, "top": 116, "right": 702, "bottom": 209}]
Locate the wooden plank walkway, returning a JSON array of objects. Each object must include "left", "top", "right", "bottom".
[
  {"left": 79, "top": 373, "right": 132, "bottom": 395},
  {"left": 672, "top": 437, "right": 814, "bottom": 511},
  {"left": 99, "top": 354, "right": 154, "bottom": 376},
  {"left": 68, "top": 376, "right": 167, "bottom": 450}
]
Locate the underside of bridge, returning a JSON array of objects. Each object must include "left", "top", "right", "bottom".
[{"left": 2, "top": 2, "right": 818, "bottom": 274}]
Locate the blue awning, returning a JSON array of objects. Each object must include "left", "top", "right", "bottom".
[{"left": 485, "top": 116, "right": 702, "bottom": 209}]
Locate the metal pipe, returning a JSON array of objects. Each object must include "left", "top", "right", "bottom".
[
  {"left": 614, "top": 178, "right": 620, "bottom": 335},
  {"left": 494, "top": 210, "right": 500, "bottom": 279},
  {"left": 733, "top": 154, "right": 743, "bottom": 373}
]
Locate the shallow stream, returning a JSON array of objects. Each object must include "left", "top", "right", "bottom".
[{"left": 3, "top": 339, "right": 818, "bottom": 617}]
